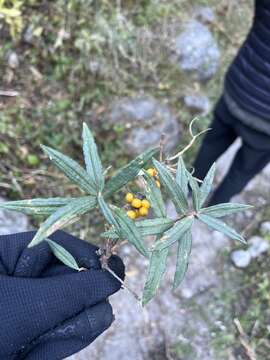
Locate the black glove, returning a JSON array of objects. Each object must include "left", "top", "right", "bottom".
[{"left": 0, "top": 230, "right": 125, "bottom": 360}]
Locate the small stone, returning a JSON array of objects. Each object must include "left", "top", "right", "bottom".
[
  {"left": 88, "top": 60, "right": 101, "bottom": 75},
  {"left": 231, "top": 250, "right": 251, "bottom": 268},
  {"left": 7, "top": 51, "right": 19, "bottom": 69},
  {"left": 180, "top": 287, "right": 194, "bottom": 299},
  {"left": 184, "top": 94, "right": 210, "bottom": 115},
  {"left": 248, "top": 236, "right": 269, "bottom": 258},
  {"left": 194, "top": 6, "right": 216, "bottom": 24},
  {"left": 260, "top": 221, "right": 270, "bottom": 236},
  {"left": 175, "top": 20, "right": 220, "bottom": 81},
  {"left": 23, "top": 25, "right": 34, "bottom": 44}
]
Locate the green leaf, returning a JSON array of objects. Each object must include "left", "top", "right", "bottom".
[
  {"left": 104, "top": 147, "right": 158, "bottom": 198},
  {"left": 113, "top": 208, "right": 149, "bottom": 258},
  {"left": 82, "top": 123, "right": 104, "bottom": 191},
  {"left": 41, "top": 145, "right": 96, "bottom": 195},
  {"left": 173, "top": 229, "right": 192, "bottom": 289},
  {"left": 198, "top": 214, "right": 247, "bottom": 244},
  {"left": 28, "top": 196, "right": 97, "bottom": 247},
  {"left": 153, "top": 216, "right": 194, "bottom": 252},
  {"left": 176, "top": 156, "right": 189, "bottom": 199},
  {"left": 143, "top": 170, "right": 166, "bottom": 218},
  {"left": 0, "top": 198, "right": 76, "bottom": 216},
  {"left": 98, "top": 194, "right": 120, "bottom": 233},
  {"left": 142, "top": 248, "right": 169, "bottom": 306},
  {"left": 101, "top": 218, "right": 174, "bottom": 240},
  {"left": 153, "top": 159, "right": 188, "bottom": 214},
  {"left": 46, "top": 239, "right": 80, "bottom": 271},
  {"left": 187, "top": 172, "right": 200, "bottom": 212},
  {"left": 0, "top": 8, "right": 21, "bottom": 17},
  {"left": 199, "top": 163, "right": 216, "bottom": 207},
  {"left": 136, "top": 218, "right": 174, "bottom": 237},
  {"left": 200, "top": 203, "right": 253, "bottom": 218}
]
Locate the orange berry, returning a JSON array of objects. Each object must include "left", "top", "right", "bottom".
[
  {"left": 125, "top": 192, "right": 134, "bottom": 203},
  {"left": 139, "top": 207, "right": 149, "bottom": 216},
  {"left": 131, "top": 198, "right": 142, "bottom": 209},
  {"left": 127, "top": 210, "right": 136, "bottom": 220},
  {"left": 147, "top": 168, "right": 155, "bottom": 177},
  {"left": 141, "top": 199, "right": 150, "bottom": 209}
]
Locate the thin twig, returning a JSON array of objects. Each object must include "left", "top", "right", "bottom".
[
  {"left": 168, "top": 128, "right": 211, "bottom": 161},
  {"left": 234, "top": 318, "right": 257, "bottom": 360},
  {"left": 99, "top": 234, "right": 141, "bottom": 302},
  {"left": 159, "top": 133, "right": 166, "bottom": 162},
  {"left": 104, "top": 265, "right": 141, "bottom": 302},
  {"left": 78, "top": 261, "right": 140, "bottom": 301}
]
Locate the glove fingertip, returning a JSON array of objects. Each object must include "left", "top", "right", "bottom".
[{"left": 107, "top": 255, "right": 125, "bottom": 281}]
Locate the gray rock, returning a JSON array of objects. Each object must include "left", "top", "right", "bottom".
[
  {"left": 107, "top": 97, "right": 181, "bottom": 156},
  {"left": 184, "top": 94, "right": 210, "bottom": 115},
  {"left": 248, "top": 236, "right": 269, "bottom": 258},
  {"left": 231, "top": 250, "right": 251, "bottom": 268},
  {"left": 0, "top": 198, "right": 29, "bottom": 235},
  {"left": 261, "top": 221, "right": 270, "bottom": 236},
  {"left": 194, "top": 6, "right": 216, "bottom": 24},
  {"left": 7, "top": 51, "right": 19, "bottom": 69},
  {"left": 23, "top": 25, "right": 34, "bottom": 44},
  {"left": 175, "top": 20, "right": 220, "bottom": 80},
  {"left": 88, "top": 60, "right": 101, "bottom": 75}
]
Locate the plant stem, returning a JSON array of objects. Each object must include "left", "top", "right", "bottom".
[
  {"left": 104, "top": 264, "right": 141, "bottom": 302},
  {"left": 168, "top": 128, "right": 210, "bottom": 161},
  {"left": 99, "top": 238, "right": 141, "bottom": 302},
  {"left": 159, "top": 133, "right": 166, "bottom": 162}
]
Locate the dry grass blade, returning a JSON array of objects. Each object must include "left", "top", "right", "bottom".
[{"left": 234, "top": 318, "right": 257, "bottom": 360}]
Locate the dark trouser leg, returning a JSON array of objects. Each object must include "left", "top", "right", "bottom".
[
  {"left": 193, "top": 98, "right": 238, "bottom": 181},
  {"left": 209, "top": 143, "right": 270, "bottom": 205}
]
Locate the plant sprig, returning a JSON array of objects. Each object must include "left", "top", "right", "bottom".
[{"left": 0, "top": 123, "right": 252, "bottom": 305}]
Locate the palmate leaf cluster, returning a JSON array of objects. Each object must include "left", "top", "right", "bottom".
[{"left": 0, "top": 124, "right": 252, "bottom": 305}]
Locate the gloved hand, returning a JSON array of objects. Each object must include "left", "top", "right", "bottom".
[{"left": 0, "top": 230, "right": 125, "bottom": 360}]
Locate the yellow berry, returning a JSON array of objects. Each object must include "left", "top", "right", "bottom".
[
  {"left": 156, "top": 180, "right": 161, "bottom": 188},
  {"left": 125, "top": 192, "right": 134, "bottom": 203},
  {"left": 139, "top": 207, "right": 149, "bottom": 216},
  {"left": 147, "top": 168, "right": 155, "bottom": 177},
  {"left": 131, "top": 198, "right": 142, "bottom": 209},
  {"left": 141, "top": 199, "right": 150, "bottom": 209},
  {"left": 127, "top": 210, "right": 136, "bottom": 219},
  {"left": 135, "top": 209, "right": 140, "bottom": 218}
]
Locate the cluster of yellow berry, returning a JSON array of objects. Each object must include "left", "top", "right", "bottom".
[
  {"left": 146, "top": 167, "right": 160, "bottom": 188},
  {"left": 125, "top": 192, "right": 151, "bottom": 219}
]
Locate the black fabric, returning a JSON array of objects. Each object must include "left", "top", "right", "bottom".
[
  {"left": 193, "top": 97, "right": 270, "bottom": 205},
  {"left": 0, "top": 230, "right": 125, "bottom": 360},
  {"left": 224, "top": 0, "right": 270, "bottom": 133}
]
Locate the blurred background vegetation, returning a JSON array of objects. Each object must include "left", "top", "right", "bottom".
[
  {"left": 1, "top": 1, "right": 270, "bottom": 359},
  {"left": 0, "top": 0, "right": 252, "bottom": 199}
]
